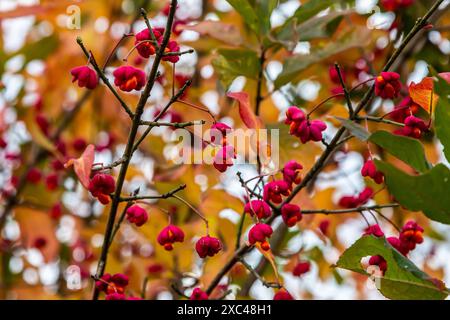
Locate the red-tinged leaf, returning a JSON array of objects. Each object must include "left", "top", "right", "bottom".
[
  {"left": 409, "top": 77, "right": 438, "bottom": 113},
  {"left": 178, "top": 21, "right": 242, "bottom": 46},
  {"left": 255, "top": 242, "right": 280, "bottom": 282},
  {"left": 438, "top": 72, "right": 450, "bottom": 84},
  {"left": 64, "top": 144, "right": 95, "bottom": 189},
  {"left": 227, "top": 91, "right": 262, "bottom": 129}
]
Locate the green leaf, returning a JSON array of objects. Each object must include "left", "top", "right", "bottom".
[
  {"left": 375, "top": 160, "right": 450, "bottom": 224},
  {"left": 369, "top": 131, "right": 430, "bottom": 173},
  {"left": 274, "top": 27, "right": 370, "bottom": 88},
  {"left": 226, "top": 0, "right": 260, "bottom": 35},
  {"left": 434, "top": 74, "right": 450, "bottom": 162},
  {"left": 292, "top": 0, "right": 337, "bottom": 22},
  {"left": 335, "top": 117, "right": 370, "bottom": 141},
  {"left": 273, "top": 10, "right": 350, "bottom": 50},
  {"left": 337, "top": 235, "right": 448, "bottom": 300},
  {"left": 18, "top": 35, "right": 59, "bottom": 63},
  {"left": 212, "top": 48, "right": 260, "bottom": 88},
  {"left": 255, "top": 0, "right": 278, "bottom": 35}
]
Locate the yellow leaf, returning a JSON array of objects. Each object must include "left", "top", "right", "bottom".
[{"left": 409, "top": 77, "right": 438, "bottom": 113}]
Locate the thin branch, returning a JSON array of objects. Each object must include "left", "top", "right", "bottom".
[
  {"left": 141, "top": 276, "right": 149, "bottom": 299},
  {"left": 76, "top": 38, "right": 134, "bottom": 119},
  {"left": 239, "top": 258, "right": 282, "bottom": 289},
  {"left": 301, "top": 203, "right": 399, "bottom": 215},
  {"left": 334, "top": 63, "right": 353, "bottom": 117},
  {"left": 139, "top": 119, "right": 205, "bottom": 128},
  {"left": 92, "top": 0, "right": 179, "bottom": 300},
  {"left": 140, "top": 8, "right": 160, "bottom": 51},
  {"left": 108, "top": 201, "right": 133, "bottom": 248},
  {"left": 356, "top": 115, "right": 405, "bottom": 127},
  {"left": 163, "top": 49, "right": 194, "bottom": 57},
  {"left": 119, "top": 184, "right": 186, "bottom": 202},
  {"left": 131, "top": 79, "right": 192, "bottom": 153}
]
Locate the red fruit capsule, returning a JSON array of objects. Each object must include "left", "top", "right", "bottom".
[
  {"left": 113, "top": 66, "right": 146, "bottom": 92},
  {"left": 70, "top": 66, "right": 98, "bottom": 89},
  {"left": 244, "top": 200, "right": 272, "bottom": 220},
  {"left": 157, "top": 225, "right": 184, "bottom": 251},
  {"left": 195, "top": 235, "right": 222, "bottom": 258},
  {"left": 281, "top": 203, "right": 302, "bottom": 227}
]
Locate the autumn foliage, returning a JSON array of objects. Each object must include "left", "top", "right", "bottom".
[{"left": 0, "top": 0, "right": 450, "bottom": 301}]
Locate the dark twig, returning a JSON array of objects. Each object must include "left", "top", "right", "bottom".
[{"left": 92, "top": 0, "right": 179, "bottom": 300}]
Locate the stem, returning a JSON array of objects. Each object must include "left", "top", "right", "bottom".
[
  {"left": 301, "top": 203, "right": 399, "bottom": 215},
  {"left": 356, "top": 115, "right": 405, "bottom": 127},
  {"left": 131, "top": 80, "right": 192, "bottom": 153},
  {"left": 140, "top": 8, "right": 160, "bottom": 51},
  {"left": 238, "top": 258, "right": 282, "bottom": 289},
  {"left": 177, "top": 99, "right": 216, "bottom": 121},
  {"left": 92, "top": 0, "right": 179, "bottom": 300},
  {"left": 139, "top": 119, "right": 205, "bottom": 128},
  {"left": 108, "top": 201, "right": 133, "bottom": 248},
  {"left": 76, "top": 39, "right": 134, "bottom": 119},
  {"left": 119, "top": 184, "right": 186, "bottom": 202},
  {"left": 334, "top": 63, "right": 353, "bottom": 117}
]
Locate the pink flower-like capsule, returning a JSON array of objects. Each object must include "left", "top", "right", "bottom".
[
  {"left": 286, "top": 107, "right": 327, "bottom": 143},
  {"left": 157, "top": 224, "right": 185, "bottom": 251},
  {"left": 210, "top": 122, "right": 232, "bottom": 144},
  {"left": 361, "top": 159, "right": 384, "bottom": 184},
  {"left": 338, "top": 187, "right": 373, "bottom": 209},
  {"left": 105, "top": 293, "right": 126, "bottom": 300},
  {"left": 292, "top": 261, "right": 311, "bottom": 277},
  {"left": 244, "top": 200, "right": 272, "bottom": 220},
  {"left": 273, "top": 290, "right": 294, "bottom": 300},
  {"left": 88, "top": 174, "right": 116, "bottom": 205},
  {"left": 399, "top": 220, "right": 424, "bottom": 252},
  {"left": 329, "top": 65, "right": 346, "bottom": 84},
  {"left": 190, "top": 288, "right": 209, "bottom": 300},
  {"left": 319, "top": 219, "right": 330, "bottom": 236},
  {"left": 263, "top": 180, "right": 290, "bottom": 204},
  {"left": 380, "top": 0, "right": 414, "bottom": 11},
  {"left": 281, "top": 203, "right": 302, "bottom": 227},
  {"left": 282, "top": 160, "right": 303, "bottom": 185},
  {"left": 162, "top": 40, "right": 181, "bottom": 63},
  {"left": 357, "top": 187, "right": 374, "bottom": 204},
  {"left": 387, "top": 236, "right": 407, "bottom": 255},
  {"left": 26, "top": 167, "right": 42, "bottom": 184},
  {"left": 248, "top": 223, "right": 273, "bottom": 251},
  {"left": 95, "top": 273, "right": 129, "bottom": 294},
  {"left": 368, "top": 255, "right": 387, "bottom": 274},
  {"left": 364, "top": 224, "right": 384, "bottom": 237},
  {"left": 113, "top": 66, "right": 146, "bottom": 92},
  {"left": 285, "top": 106, "right": 306, "bottom": 124},
  {"left": 213, "top": 145, "right": 236, "bottom": 173},
  {"left": 395, "top": 115, "right": 428, "bottom": 139},
  {"left": 126, "top": 205, "right": 148, "bottom": 227},
  {"left": 134, "top": 28, "right": 163, "bottom": 58},
  {"left": 298, "top": 119, "right": 327, "bottom": 144},
  {"left": 375, "top": 72, "right": 401, "bottom": 99},
  {"left": 70, "top": 66, "right": 98, "bottom": 89},
  {"left": 195, "top": 235, "right": 222, "bottom": 258}
]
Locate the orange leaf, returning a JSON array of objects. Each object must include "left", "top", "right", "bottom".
[
  {"left": 255, "top": 242, "right": 280, "bottom": 282},
  {"left": 227, "top": 91, "right": 262, "bottom": 129},
  {"left": 409, "top": 77, "right": 438, "bottom": 113},
  {"left": 64, "top": 144, "right": 95, "bottom": 189}
]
